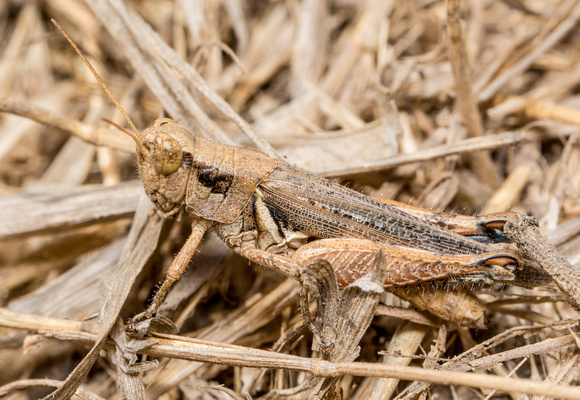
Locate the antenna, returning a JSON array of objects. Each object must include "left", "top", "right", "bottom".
[{"left": 51, "top": 19, "right": 147, "bottom": 154}]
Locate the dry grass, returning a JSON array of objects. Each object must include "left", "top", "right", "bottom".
[{"left": 1, "top": 0, "right": 580, "bottom": 399}]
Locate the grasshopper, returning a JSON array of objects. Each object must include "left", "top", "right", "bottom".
[
  {"left": 129, "top": 119, "right": 520, "bottom": 326},
  {"left": 127, "top": 119, "right": 521, "bottom": 328},
  {"left": 54, "top": 21, "right": 522, "bottom": 329}
]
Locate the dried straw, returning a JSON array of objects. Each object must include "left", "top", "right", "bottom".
[{"left": 1, "top": 0, "right": 580, "bottom": 399}]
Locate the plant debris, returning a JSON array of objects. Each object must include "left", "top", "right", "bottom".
[{"left": 1, "top": 0, "right": 580, "bottom": 399}]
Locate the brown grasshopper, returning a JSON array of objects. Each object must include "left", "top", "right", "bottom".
[
  {"left": 54, "top": 21, "right": 522, "bottom": 329},
  {"left": 128, "top": 119, "right": 521, "bottom": 328}
]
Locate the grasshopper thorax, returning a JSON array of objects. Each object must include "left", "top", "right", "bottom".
[{"left": 180, "top": 130, "right": 278, "bottom": 224}]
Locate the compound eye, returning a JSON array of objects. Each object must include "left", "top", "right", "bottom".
[{"left": 150, "top": 134, "right": 183, "bottom": 175}]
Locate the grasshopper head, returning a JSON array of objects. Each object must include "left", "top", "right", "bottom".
[{"left": 136, "top": 118, "right": 194, "bottom": 217}]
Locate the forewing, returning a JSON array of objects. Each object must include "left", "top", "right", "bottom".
[{"left": 259, "top": 161, "right": 489, "bottom": 255}]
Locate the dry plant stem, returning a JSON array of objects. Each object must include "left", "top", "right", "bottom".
[
  {"left": 0, "top": 308, "right": 99, "bottom": 333},
  {"left": 1, "top": 308, "right": 579, "bottom": 400},
  {"left": 451, "top": 320, "right": 579, "bottom": 364},
  {"left": 84, "top": 0, "right": 233, "bottom": 145},
  {"left": 6, "top": 235, "right": 127, "bottom": 321},
  {"left": 142, "top": 280, "right": 301, "bottom": 399},
  {"left": 290, "top": 0, "right": 327, "bottom": 98},
  {"left": 504, "top": 214, "right": 580, "bottom": 311},
  {"left": 492, "top": 306, "right": 555, "bottom": 325},
  {"left": 0, "top": 90, "right": 530, "bottom": 177},
  {"left": 0, "top": 95, "right": 134, "bottom": 152},
  {"left": 0, "top": 379, "right": 104, "bottom": 400},
  {"left": 539, "top": 353, "right": 580, "bottom": 394},
  {"left": 368, "top": 321, "right": 430, "bottom": 399},
  {"left": 326, "top": 130, "right": 531, "bottom": 177},
  {"left": 524, "top": 98, "right": 580, "bottom": 126},
  {"left": 41, "top": 194, "right": 163, "bottom": 400},
  {"left": 452, "top": 334, "right": 576, "bottom": 372},
  {"left": 488, "top": 65, "right": 580, "bottom": 120},
  {"left": 481, "top": 163, "right": 534, "bottom": 214},
  {"left": 478, "top": 0, "right": 580, "bottom": 103},
  {"left": 201, "top": 385, "right": 247, "bottom": 400},
  {"left": 41, "top": 134, "right": 95, "bottom": 185},
  {"left": 412, "top": 324, "right": 448, "bottom": 399},
  {"left": 446, "top": 0, "right": 499, "bottom": 189},
  {"left": 0, "top": 94, "right": 527, "bottom": 177},
  {"left": 0, "top": 181, "right": 141, "bottom": 239},
  {"left": 486, "top": 294, "right": 564, "bottom": 309},
  {"left": 374, "top": 304, "right": 439, "bottom": 327},
  {"left": 472, "top": 28, "right": 536, "bottom": 96},
  {"left": 110, "top": 319, "right": 146, "bottom": 400},
  {"left": 2, "top": 309, "right": 576, "bottom": 399},
  {"left": 400, "top": 323, "right": 578, "bottom": 396},
  {"left": 548, "top": 216, "right": 580, "bottom": 247}
]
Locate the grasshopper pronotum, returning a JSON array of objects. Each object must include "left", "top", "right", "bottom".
[{"left": 53, "top": 21, "right": 523, "bottom": 329}]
